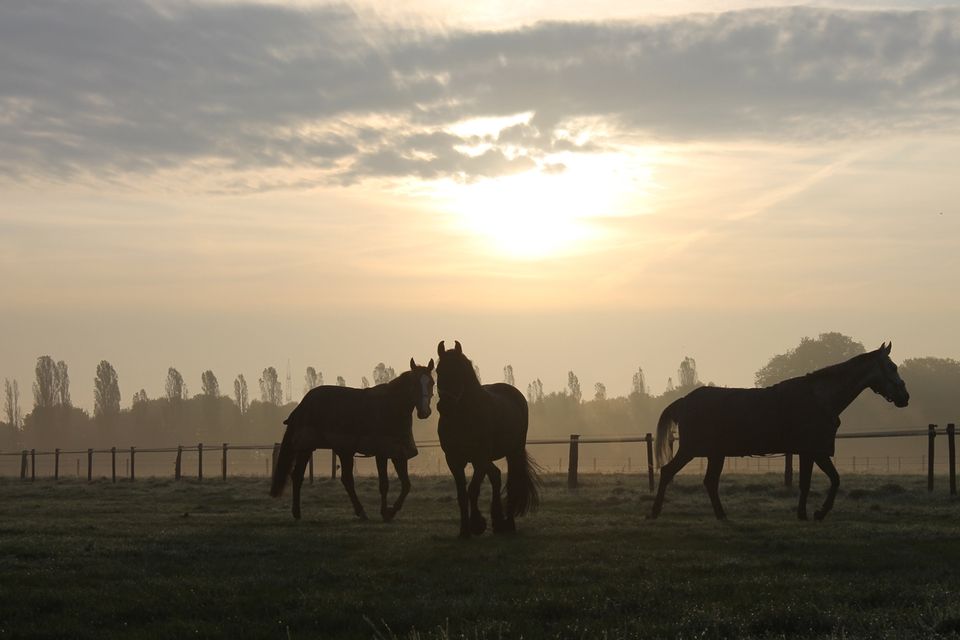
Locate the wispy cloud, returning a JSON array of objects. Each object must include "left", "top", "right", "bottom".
[{"left": 1, "top": 1, "right": 958, "bottom": 186}]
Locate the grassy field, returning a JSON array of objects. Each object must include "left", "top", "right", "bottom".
[{"left": 2, "top": 471, "right": 960, "bottom": 639}]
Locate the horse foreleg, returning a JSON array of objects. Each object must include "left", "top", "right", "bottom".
[
  {"left": 797, "top": 454, "right": 814, "bottom": 520},
  {"left": 387, "top": 457, "right": 411, "bottom": 519},
  {"left": 290, "top": 450, "right": 311, "bottom": 520},
  {"left": 486, "top": 463, "right": 511, "bottom": 534},
  {"left": 467, "top": 463, "right": 488, "bottom": 535},
  {"left": 704, "top": 455, "right": 727, "bottom": 520},
  {"left": 376, "top": 456, "right": 391, "bottom": 522},
  {"left": 445, "top": 454, "right": 470, "bottom": 538},
  {"left": 813, "top": 455, "right": 840, "bottom": 521},
  {"left": 338, "top": 452, "right": 367, "bottom": 520},
  {"left": 649, "top": 450, "right": 694, "bottom": 519}
]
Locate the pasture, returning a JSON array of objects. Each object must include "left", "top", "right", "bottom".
[{"left": 2, "top": 472, "right": 960, "bottom": 639}]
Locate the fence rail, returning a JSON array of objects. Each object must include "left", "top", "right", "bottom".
[{"left": 2, "top": 423, "right": 957, "bottom": 496}]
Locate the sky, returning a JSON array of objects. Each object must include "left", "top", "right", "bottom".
[{"left": 1, "top": 0, "right": 959, "bottom": 414}]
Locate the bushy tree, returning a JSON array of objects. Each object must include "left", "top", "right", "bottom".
[
  {"left": 504, "top": 365, "right": 515, "bottom": 386},
  {"left": 259, "top": 367, "right": 282, "bottom": 405},
  {"left": 165, "top": 368, "right": 186, "bottom": 401},
  {"left": 54, "top": 360, "right": 70, "bottom": 406},
  {"left": 94, "top": 360, "right": 121, "bottom": 420},
  {"left": 677, "top": 357, "right": 699, "bottom": 390},
  {"left": 755, "top": 332, "right": 866, "bottom": 387},
  {"left": 594, "top": 382, "right": 606, "bottom": 401},
  {"left": 526, "top": 378, "right": 544, "bottom": 404},
  {"left": 33, "top": 356, "right": 57, "bottom": 409},
  {"left": 201, "top": 370, "right": 220, "bottom": 397},
  {"left": 304, "top": 367, "right": 320, "bottom": 394},
  {"left": 373, "top": 363, "right": 396, "bottom": 385},
  {"left": 631, "top": 367, "right": 647, "bottom": 396},
  {"left": 336, "top": 376, "right": 346, "bottom": 387},
  {"left": 233, "top": 375, "right": 249, "bottom": 414},
  {"left": 567, "top": 371, "right": 581, "bottom": 403},
  {"left": 4, "top": 379, "right": 22, "bottom": 432}
]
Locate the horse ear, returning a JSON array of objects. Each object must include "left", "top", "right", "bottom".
[
  {"left": 437, "top": 341, "right": 445, "bottom": 357},
  {"left": 427, "top": 358, "right": 434, "bottom": 372},
  {"left": 410, "top": 357, "right": 416, "bottom": 370},
  {"left": 884, "top": 342, "right": 892, "bottom": 355},
  {"left": 454, "top": 340, "right": 462, "bottom": 354}
]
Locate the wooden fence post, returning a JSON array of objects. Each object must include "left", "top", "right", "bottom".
[
  {"left": 30, "top": 449, "right": 36, "bottom": 481},
  {"left": 567, "top": 434, "right": 580, "bottom": 489},
  {"left": 308, "top": 452, "right": 314, "bottom": 484},
  {"left": 175, "top": 445, "right": 182, "bottom": 480},
  {"left": 87, "top": 448, "right": 93, "bottom": 482},
  {"left": 928, "top": 424, "right": 936, "bottom": 492},
  {"left": 198, "top": 443, "right": 203, "bottom": 481},
  {"left": 19, "top": 450, "right": 26, "bottom": 480},
  {"left": 54, "top": 448, "right": 60, "bottom": 481},
  {"left": 222, "top": 443, "right": 228, "bottom": 481},
  {"left": 330, "top": 450, "right": 337, "bottom": 479},
  {"left": 130, "top": 447, "right": 135, "bottom": 481},
  {"left": 947, "top": 423, "right": 956, "bottom": 497},
  {"left": 645, "top": 433, "right": 655, "bottom": 493},
  {"left": 111, "top": 447, "right": 117, "bottom": 483},
  {"left": 784, "top": 453, "right": 793, "bottom": 487}
]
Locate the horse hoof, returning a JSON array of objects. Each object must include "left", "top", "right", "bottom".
[
  {"left": 381, "top": 508, "right": 396, "bottom": 523},
  {"left": 470, "top": 515, "right": 487, "bottom": 535},
  {"left": 293, "top": 512, "right": 301, "bottom": 521},
  {"left": 814, "top": 510, "right": 826, "bottom": 521}
]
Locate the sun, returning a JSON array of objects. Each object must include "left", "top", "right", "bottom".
[{"left": 430, "top": 152, "right": 649, "bottom": 260}]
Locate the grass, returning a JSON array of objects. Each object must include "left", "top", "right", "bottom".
[{"left": 1, "top": 471, "right": 960, "bottom": 639}]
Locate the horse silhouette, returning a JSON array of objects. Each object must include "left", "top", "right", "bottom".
[
  {"left": 436, "top": 340, "right": 540, "bottom": 538},
  {"left": 270, "top": 358, "right": 434, "bottom": 522},
  {"left": 650, "top": 342, "right": 909, "bottom": 521}
]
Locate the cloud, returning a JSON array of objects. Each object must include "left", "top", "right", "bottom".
[{"left": 1, "top": 1, "right": 957, "bottom": 185}]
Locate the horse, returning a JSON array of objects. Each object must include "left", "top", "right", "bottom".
[
  {"left": 649, "top": 342, "right": 910, "bottom": 521},
  {"left": 435, "top": 340, "right": 540, "bottom": 538},
  {"left": 270, "top": 358, "right": 435, "bottom": 522}
]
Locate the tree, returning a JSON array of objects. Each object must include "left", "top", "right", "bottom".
[
  {"left": 526, "top": 378, "right": 543, "bottom": 404},
  {"left": 631, "top": 367, "right": 647, "bottom": 396},
  {"left": 4, "top": 379, "right": 22, "bottom": 432},
  {"left": 54, "top": 360, "right": 71, "bottom": 406},
  {"left": 755, "top": 332, "right": 866, "bottom": 387},
  {"left": 361, "top": 376, "right": 370, "bottom": 389},
  {"left": 304, "top": 367, "right": 320, "bottom": 394},
  {"left": 665, "top": 377, "right": 675, "bottom": 393},
  {"left": 898, "top": 357, "right": 960, "bottom": 423},
  {"left": 677, "top": 356, "right": 699, "bottom": 390},
  {"left": 33, "top": 355, "right": 56, "bottom": 409},
  {"left": 93, "top": 360, "right": 121, "bottom": 420},
  {"left": 373, "top": 363, "right": 396, "bottom": 385},
  {"left": 165, "top": 368, "right": 187, "bottom": 401},
  {"left": 594, "top": 382, "right": 606, "bottom": 401},
  {"left": 336, "top": 376, "right": 346, "bottom": 387},
  {"left": 259, "top": 367, "right": 283, "bottom": 405},
  {"left": 233, "top": 375, "right": 249, "bottom": 414},
  {"left": 132, "top": 389, "right": 149, "bottom": 406},
  {"left": 504, "top": 365, "right": 515, "bottom": 386},
  {"left": 567, "top": 371, "right": 582, "bottom": 403},
  {"left": 201, "top": 370, "right": 220, "bottom": 397}
]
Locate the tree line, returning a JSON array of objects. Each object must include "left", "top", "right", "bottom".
[{"left": 2, "top": 332, "right": 959, "bottom": 451}]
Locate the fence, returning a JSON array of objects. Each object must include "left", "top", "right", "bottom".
[{"left": 1, "top": 423, "right": 957, "bottom": 496}]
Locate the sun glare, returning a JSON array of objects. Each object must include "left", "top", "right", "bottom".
[{"left": 429, "top": 152, "right": 652, "bottom": 260}]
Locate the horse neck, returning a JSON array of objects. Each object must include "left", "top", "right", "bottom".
[
  {"left": 811, "top": 356, "right": 877, "bottom": 415},
  {"left": 385, "top": 372, "right": 416, "bottom": 414}
]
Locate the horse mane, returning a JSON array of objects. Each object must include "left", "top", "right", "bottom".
[
  {"left": 802, "top": 349, "right": 878, "bottom": 382},
  {"left": 447, "top": 351, "right": 481, "bottom": 387}
]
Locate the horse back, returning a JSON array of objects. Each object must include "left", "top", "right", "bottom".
[
  {"left": 438, "top": 383, "right": 528, "bottom": 462},
  {"left": 675, "top": 383, "right": 839, "bottom": 456}
]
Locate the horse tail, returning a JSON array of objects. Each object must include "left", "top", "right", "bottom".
[
  {"left": 269, "top": 421, "right": 296, "bottom": 498},
  {"left": 655, "top": 398, "right": 683, "bottom": 467},
  {"left": 506, "top": 448, "right": 542, "bottom": 517}
]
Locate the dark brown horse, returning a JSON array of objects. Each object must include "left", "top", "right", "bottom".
[
  {"left": 436, "top": 340, "right": 540, "bottom": 538},
  {"left": 270, "top": 358, "right": 434, "bottom": 522},
  {"left": 650, "top": 342, "right": 909, "bottom": 521}
]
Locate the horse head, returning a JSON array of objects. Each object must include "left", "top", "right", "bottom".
[
  {"left": 436, "top": 340, "right": 474, "bottom": 411},
  {"left": 869, "top": 342, "right": 909, "bottom": 407},
  {"left": 408, "top": 357, "right": 435, "bottom": 419}
]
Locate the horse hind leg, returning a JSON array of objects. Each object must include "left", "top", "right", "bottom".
[
  {"left": 291, "top": 451, "right": 311, "bottom": 520},
  {"left": 648, "top": 449, "right": 694, "bottom": 519},
  {"left": 813, "top": 455, "right": 840, "bottom": 521},
  {"left": 467, "top": 464, "right": 488, "bottom": 535},
  {"left": 703, "top": 455, "right": 727, "bottom": 520},
  {"left": 486, "top": 463, "right": 512, "bottom": 534},
  {"left": 797, "top": 454, "right": 814, "bottom": 520}
]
